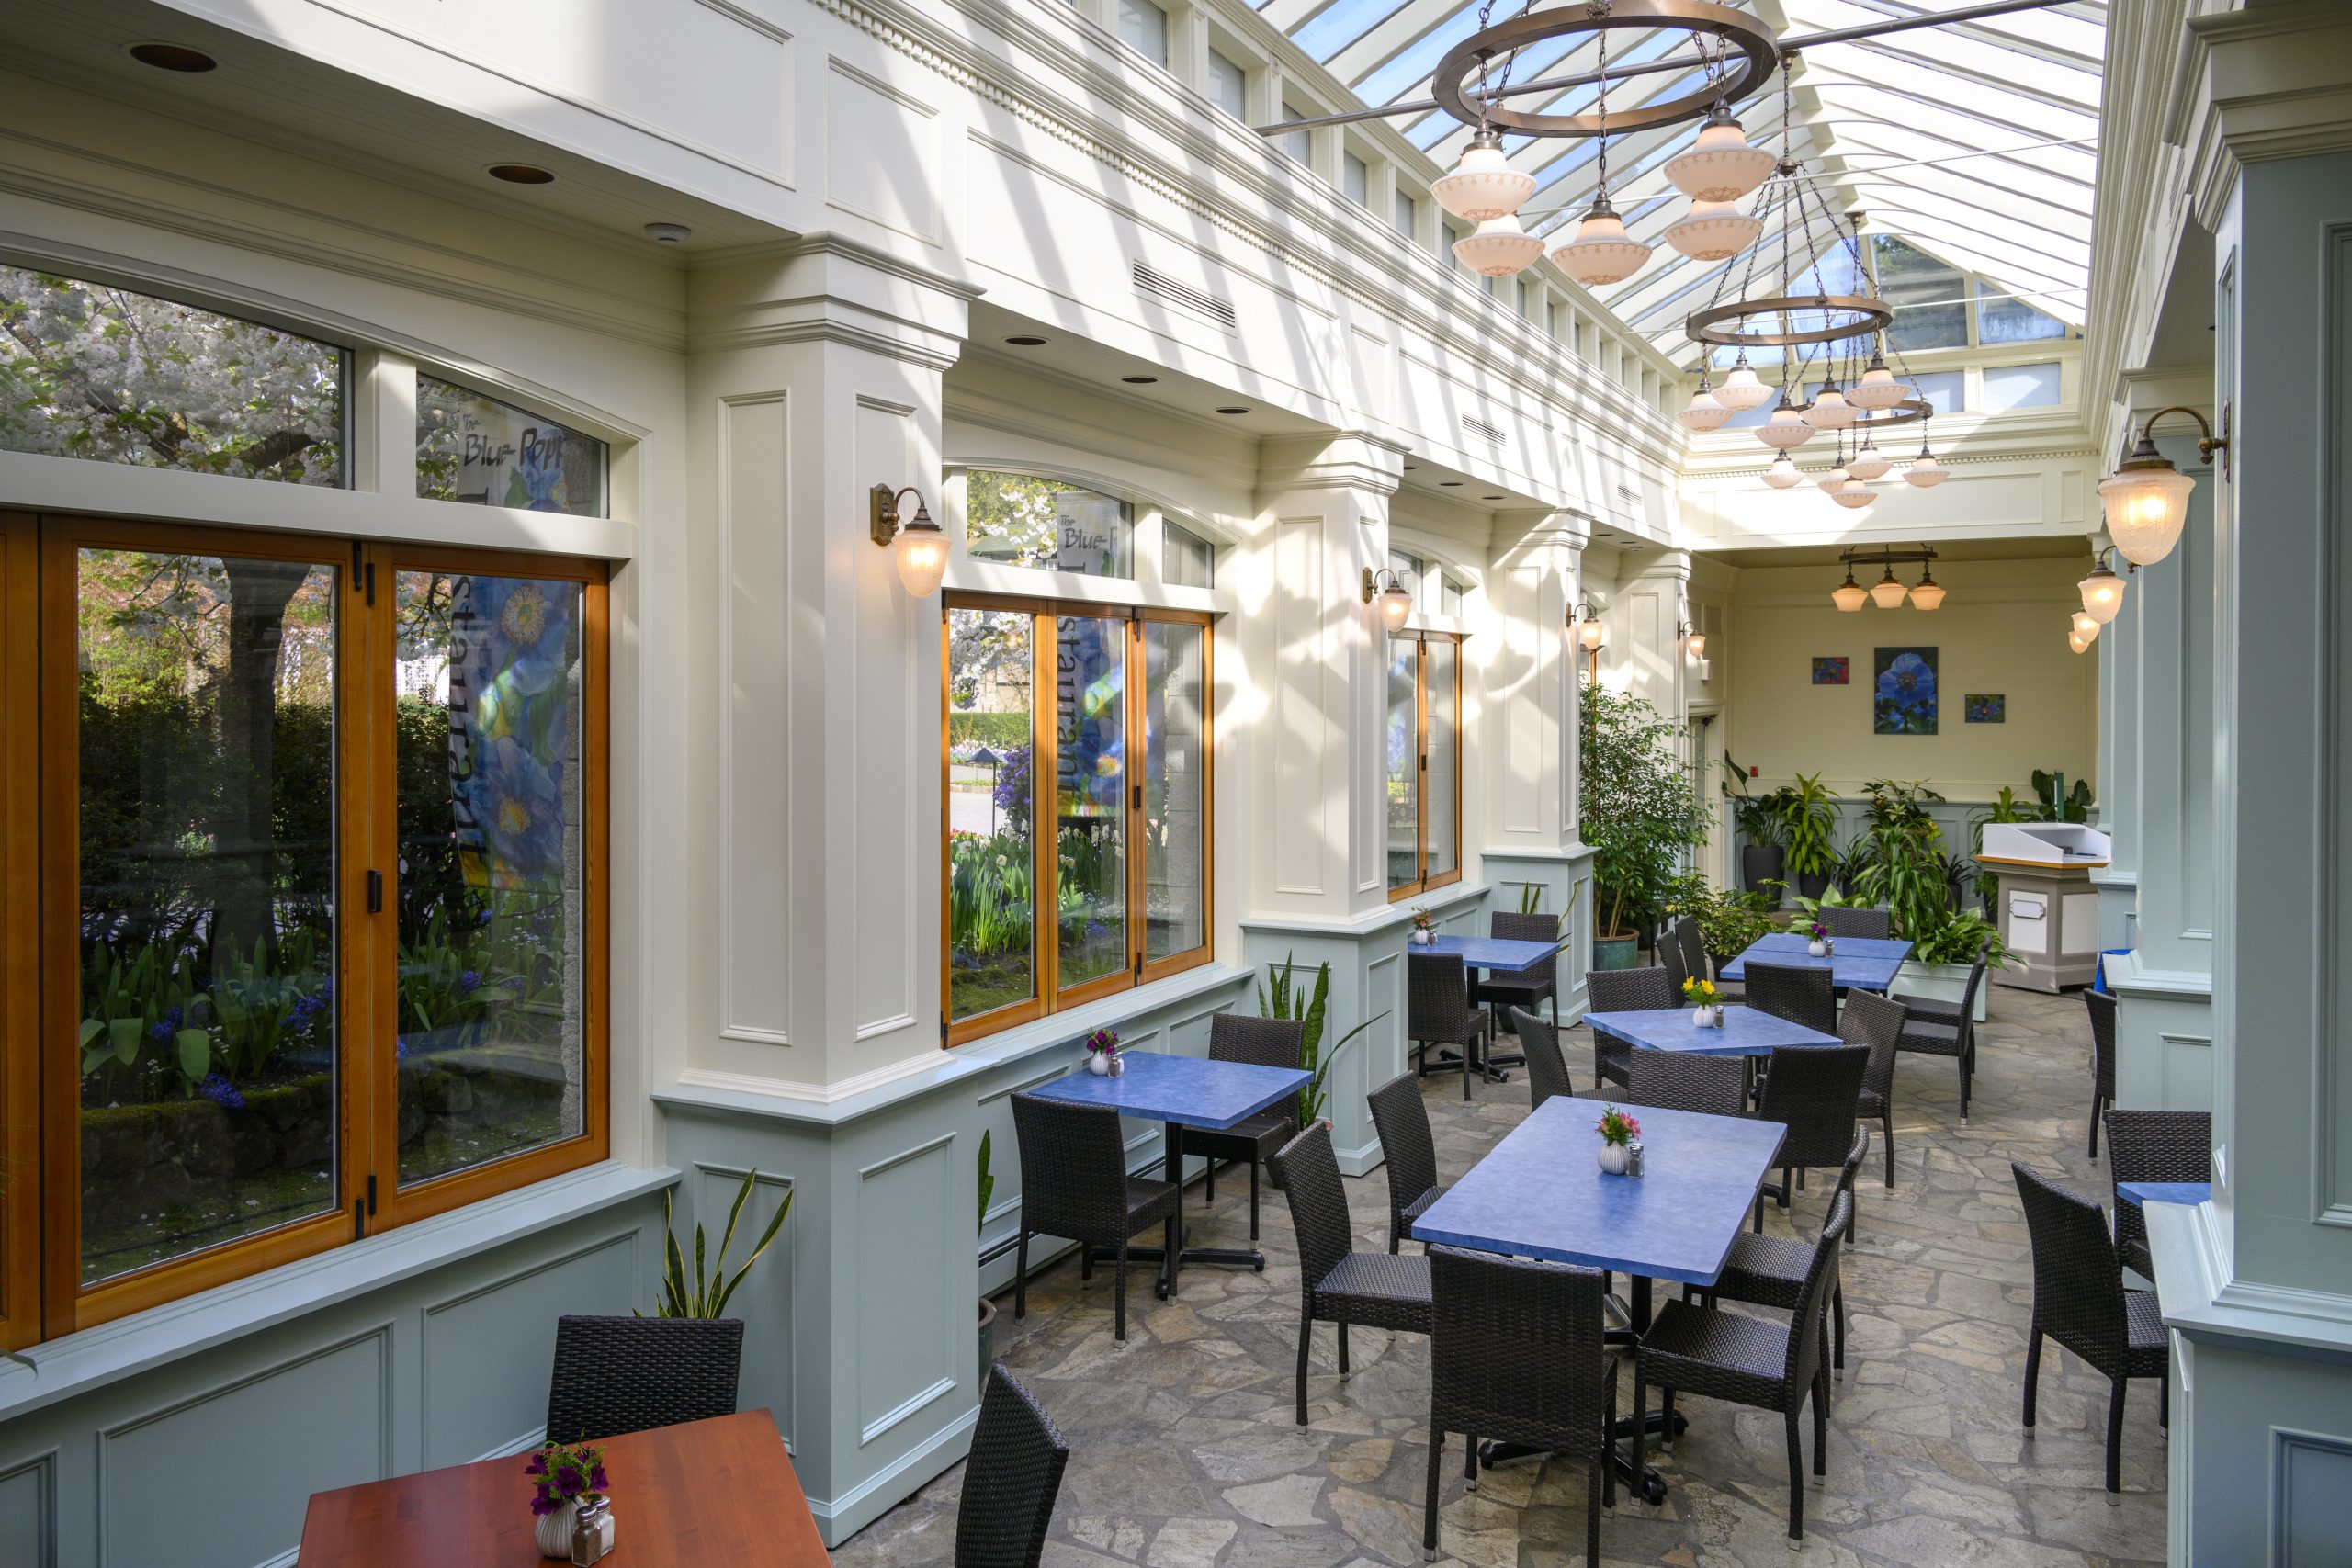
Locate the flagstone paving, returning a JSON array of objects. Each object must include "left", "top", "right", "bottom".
[{"left": 835, "top": 985, "right": 2167, "bottom": 1566}]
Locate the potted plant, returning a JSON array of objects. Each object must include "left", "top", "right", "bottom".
[
  {"left": 1723, "top": 754, "right": 1792, "bottom": 898},
  {"left": 977, "top": 1130, "right": 996, "bottom": 1388},
  {"left": 1661, "top": 875, "right": 1771, "bottom": 976},
  {"left": 1593, "top": 1104, "right": 1640, "bottom": 1175},
  {"left": 1805, "top": 920, "right": 1833, "bottom": 958},
  {"left": 1082, "top": 1026, "right": 1122, "bottom": 1076},
  {"left": 1892, "top": 905, "right": 2008, "bottom": 1021},
  {"left": 1968, "top": 784, "right": 2033, "bottom": 916},
  {"left": 1258, "top": 955, "right": 1387, "bottom": 1185},
  {"left": 526, "top": 1437, "right": 610, "bottom": 1559},
  {"left": 1777, "top": 773, "right": 1843, "bottom": 902},
  {"left": 1580, "top": 687, "right": 1708, "bottom": 969},
  {"left": 643, "top": 1168, "right": 791, "bottom": 1319}
]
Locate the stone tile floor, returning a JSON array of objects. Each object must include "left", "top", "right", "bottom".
[{"left": 836, "top": 985, "right": 2167, "bottom": 1566}]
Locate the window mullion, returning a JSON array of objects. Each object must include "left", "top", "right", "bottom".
[{"left": 1033, "top": 613, "right": 1059, "bottom": 1005}]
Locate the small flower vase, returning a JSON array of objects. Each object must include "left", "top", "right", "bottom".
[
  {"left": 1087, "top": 1052, "right": 1110, "bottom": 1076},
  {"left": 1692, "top": 1005, "right": 1713, "bottom": 1028},
  {"left": 537, "top": 1501, "right": 581, "bottom": 1560},
  {"left": 1411, "top": 927, "right": 1434, "bottom": 947},
  {"left": 1598, "top": 1141, "right": 1629, "bottom": 1176},
  {"left": 1807, "top": 939, "right": 1827, "bottom": 958}
]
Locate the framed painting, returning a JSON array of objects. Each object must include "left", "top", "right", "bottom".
[
  {"left": 1965, "top": 694, "right": 2006, "bottom": 724},
  {"left": 1812, "top": 656, "right": 1849, "bottom": 685},
  {"left": 1873, "top": 647, "right": 1939, "bottom": 734}
]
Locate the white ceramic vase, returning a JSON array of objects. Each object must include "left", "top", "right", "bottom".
[
  {"left": 1807, "top": 940, "right": 1827, "bottom": 958},
  {"left": 536, "top": 1501, "right": 579, "bottom": 1560},
  {"left": 1412, "top": 928, "right": 1435, "bottom": 946},
  {"left": 1692, "top": 1005, "right": 1713, "bottom": 1028},
  {"left": 1599, "top": 1142, "right": 1629, "bottom": 1175},
  {"left": 1087, "top": 1053, "right": 1109, "bottom": 1075}
]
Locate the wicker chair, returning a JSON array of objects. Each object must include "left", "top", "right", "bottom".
[
  {"left": 1673, "top": 916, "right": 1738, "bottom": 1002},
  {"left": 2086, "top": 990, "right": 2119, "bottom": 1159},
  {"left": 544, "top": 1316, "right": 744, "bottom": 1443},
  {"left": 1841, "top": 990, "right": 1908, "bottom": 1189},
  {"left": 1658, "top": 920, "right": 1692, "bottom": 993},
  {"left": 2014, "top": 1162, "right": 2168, "bottom": 1496},
  {"left": 1618, "top": 1048, "right": 1749, "bottom": 1118},
  {"left": 1408, "top": 951, "right": 1488, "bottom": 1100},
  {"left": 1820, "top": 905, "right": 1894, "bottom": 941},
  {"left": 1423, "top": 1246, "right": 1615, "bottom": 1564},
  {"left": 1009, "top": 1091, "right": 1181, "bottom": 1345},
  {"left": 1895, "top": 940, "right": 1991, "bottom": 1124},
  {"left": 1634, "top": 1190, "right": 1851, "bottom": 1548},
  {"left": 1470, "top": 910, "right": 1562, "bottom": 1032},
  {"left": 1270, "top": 1122, "right": 1433, "bottom": 1425},
  {"left": 2104, "top": 1109, "right": 2211, "bottom": 1280},
  {"left": 1707, "top": 1127, "right": 1869, "bottom": 1381},
  {"left": 1751, "top": 1043, "right": 1869, "bottom": 1232},
  {"left": 1367, "top": 1071, "right": 1446, "bottom": 1256},
  {"left": 1746, "top": 960, "right": 1838, "bottom": 1036},
  {"left": 1585, "top": 966, "right": 1677, "bottom": 1089},
  {"left": 1184, "top": 1014, "right": 1306, "bottom": 1241},
  {"left": 955, "top": 1365, "right": 1069, "bottom": 1568},
  {"left": 1509, "top": 1007, "right": 1576, "bottom": 1111}
]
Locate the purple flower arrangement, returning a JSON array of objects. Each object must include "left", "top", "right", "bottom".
[
  {"left": 1082, "top": 1027, "right": 1120, "bottom": 1060},
  {"left": 526, "top": 1438, "right": 609, "bottom": 1516},
  {"left": 1809, "top": 921, "right": 1830, "bottom": 942}
]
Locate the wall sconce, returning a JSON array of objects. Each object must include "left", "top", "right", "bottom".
[
  {"left": 1568, "top": 599, "right": 1605, "bottom": 653},
  {"left": 1363, "top": 567, "right": 1414, "bottom": 634},
  {"left": 2070, "top": 609, "right": 2101, "bottom": 647},
  {"left": 2098, "top": 404, "right": 2229, "bottom": 567},
  {"left": 2077, "top": 544, "right": 2129, "bottom": 625},
  {"left": 870, "top": 483, "right": 948, "bottom": 596},
  {"left": 1676, "top": 619, "right": 1707, "bottom": 659}
]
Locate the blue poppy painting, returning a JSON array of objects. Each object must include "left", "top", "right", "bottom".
[{"left": 1873, "top": 648, "right": 1939, "bottom": 735}]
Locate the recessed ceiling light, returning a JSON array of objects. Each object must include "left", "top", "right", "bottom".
[
  {"left": 1004, "top": 335, "right": 1047, "bottom": 346},
  {"left": 1122, "top": 376, "right": 1159, "bottom": 384},
  {"left": 1403, "top": 464, "right": 1418, "bottom": 471},
  {"left": 128, "top": 41, "right": 218, "bottom": 72},
  {"left": 1440, "top": 480, "right": 1464, "bottom": 487},
  {"left": 1482, "top": 494, "right": 1504, "bottom": 501},
  {"left": 643, "top": 222, "right": 693, "bottom": 244},
  {"left": 487, "top": 164, "right": 556, "bottom": 185},
  {"left": 1216, "top": 406, "right": 1250, "bottom": 415}
]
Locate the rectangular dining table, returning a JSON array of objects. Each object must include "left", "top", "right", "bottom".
[
  {"left": 1719, "top": 931, "right": 1911, "bottom": 992},
  {"left": 1586, "top": 1004, "right": 1841, "bottom": 1057},
  {"left": 299, "top": 1410, "right": 827, "bottom": 1567},
  {"left": 1424, "top": 932, "right": 1563, "bottom": 1081},
  {"left": 2119, "top": 1180, "right": 2211, "bottom": 1207},
  {"left": 1027, "top": 1048, "right": 1311, "bottom": 1295}
]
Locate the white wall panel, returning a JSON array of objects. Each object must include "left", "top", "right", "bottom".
[
  {"left": 1272, "top": 517, "right": 1329, "bottom": 898},
  {"left": 853, "top": 397, "right": 922, "bottom": 1043},
  {"left": 719, "top": 393, "right": 794, "bottom": 1046},
  {"left": 826, "top": 59, "right": 940, "bottom": 244}
]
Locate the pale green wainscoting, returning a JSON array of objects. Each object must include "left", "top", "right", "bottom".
[{"left": 0, "top": 1163, "right": 676, "bottom": 1568}]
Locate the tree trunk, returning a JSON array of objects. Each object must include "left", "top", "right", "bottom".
[{"left": 212, "top": 558, "right": 311, "bottom": 966}]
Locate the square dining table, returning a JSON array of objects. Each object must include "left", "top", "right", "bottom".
[
  {"left": 1423, "top": 932, "right": 1563, "bottom": 1081},
  {"left": 1586, "top": 1004, "right": 1841, "bottom": 1057},
  {"left": 1719, "top": 931, "right": 1911, "bottom": 992},
  {"left": 1028, "top": 1048, "right": 1311, "bottom": 1295}
]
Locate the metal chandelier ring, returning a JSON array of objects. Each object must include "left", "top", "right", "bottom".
[
  {"left": 1847, "top": 396, "right": 1935, "bottom": 430},
  {"left": 1682, "top": 293, "right": 1896, "bottom": 347},
  {"left": 1430, "top": 1, "right": 1781, "bottom": 139}
]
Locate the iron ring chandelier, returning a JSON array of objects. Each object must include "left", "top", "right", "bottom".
[
  {"left": 1683, "top": 292, "right": 1895, "bottom": 348},
  {"left": 1844, "top": 395, "right": 1935, "bottom": 430},
  {"left": 1430, "top": 0, "right": 1780, "bottom": 139}
]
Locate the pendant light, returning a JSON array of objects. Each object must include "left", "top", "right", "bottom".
[
  {"left": 1848, "top": 352, "right": 1911, "bottom": 411},
  {"left": 1550, "top": 28, "right": 1652, "bottom": 288},
  {"left": 1714, "top": 355, "right": 1775, "bottom": 411},
  {"left": 1677, "top": 378, "right": 1733, "bottom": 432},
  {"left": 1830, "top": 477, "right": 1877, "bottom": 510},
  {"left": 2071, "top": 610, "right": 2101, "bottom": 643},
  {"left": 1803, "top": 382, "right": 1858, "bottom": 429},
  {"left": 1664, "top": 198, "right": 1762, "bottom": 261},
  {"left": 2077, "top": 548, "right": 2127, "bottom": 624},
  {"left": 1761, "top": 453, "right": 1803, "bottom": 489},
  {"left": 1432, "top": 127, "right": 1535, "bottom": 222},
  {"left": 1453, "top": 214, "right": 1544, "bottom": 276},
  {"left": 1909, "top": 566, "right": 1946, "bottom": 610},
  {"left": 1757, "top": 406, "right": 1815, "bottom": 449},
  {"left": 2069, "top": 626, "right": 2094, "bottom": 655},
  {"left": 1830, "top": 568, "right": 1868, "bottom": 612},
  {"left": 1845, "top": 438, "right": 1892, "bottom": 481},
  {"left": 1664, "top": 107, "right": 1777, "bottom": 201},
  {"left": 1904, "top": 441, "right": 1948, "bottom": 488},
  {"left": 1868, "top": 565, "right": 1908, "bottom": 608},
  {"left": 1815, "top": 460, "right": 1850, "bottom": 494}
]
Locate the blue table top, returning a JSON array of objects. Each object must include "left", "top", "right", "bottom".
[
  {"left": 1025, "top": 1050, "right": 1310, "bottom": 1130},
  {"left": 1410, "top": 1100, "right": 1787, "bottom": 1286},
  {"left": 1587, "top": 1005, "right": 1842, "bottom": 1057},
  {"left": 1422, "top": 934, "right": 1561, "bottom": 974},
  {"left": 1719, "top": 931, "right": 1910, "bottom": 991},
  {"left": 2119, "top": 1181, "right": 2211, "bottom": 1208}
]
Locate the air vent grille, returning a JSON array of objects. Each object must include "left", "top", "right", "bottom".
[
  {"left": 1133, "top": 261, "right": 1238, "bottom": 331},
  {"left": 1461, "top": 415, "right": 1506, "bottom": 446}
]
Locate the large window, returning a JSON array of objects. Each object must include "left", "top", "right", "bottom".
[
  {"left": 1385, "top": 633, "right": 1464, "bottom": 898},
  {"left": 0, "top": 514, "right": 605, "bottom": 1344},
  {"left": 944, "top": 598, "right": 1210, "bottom": 1042},
  {"left": 966, "top": 471, "right": 1134, "bottom": 579}
]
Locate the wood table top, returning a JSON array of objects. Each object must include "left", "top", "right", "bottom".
[{"left": 299, "top": 1410, "right": 828, "bottom": 1567}]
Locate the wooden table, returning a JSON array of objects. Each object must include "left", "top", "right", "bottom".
[{"left": 299, "top": 1410, "right": 828, "bottom": 1566}]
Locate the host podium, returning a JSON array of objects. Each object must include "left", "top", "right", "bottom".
[{"left": 1980, "top": 823, "right": 2112, "bottom": 992}]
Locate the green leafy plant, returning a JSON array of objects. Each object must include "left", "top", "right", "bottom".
[
  {"left": 2031, "top": 769, "right": 2093, "bottom": 823},
  {"left": 1579, "top": 687, "right": 1709, "bottom": 939},
  {"left": 1723, "top": 753, "right": 1792, "bottom": 850},
  {"left": 1861, "top": 777, "right": 1947, "bottom": 837},
  {"left": 1854, "top": 822, "right": 1958, "bottom": 943},
  {"left": 1905, "top": 904, "right": 2010, "bottom": 968},
  {"left": 1776, "top": 773, "right": 1843, "bottom": 882},
  {"left": 1259, "top": 955, "right": 1388, "bottom": 1129},
  {"left": 642, "top": 1169, "right": 792, "bottom": 1319},
  {"left": 977, "top": 1130, "right": 994, "bottom": 1237},
  {"left": 1662, "top": 874, "right": 1773, "bottom": 964},
  {"left": 1515, "top": 874, "right": 1587, "bottom": 937}
]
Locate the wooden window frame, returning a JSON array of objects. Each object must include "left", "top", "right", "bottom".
[
  {"left": 1386, "top": 630, "right": 1466, "bottom": 903},
  {"left": 943, "top": 592, "right": 1213, "bottom": 1046},
  {"left": 15, "top": 515, "right": 607, "bottom": 1343}
]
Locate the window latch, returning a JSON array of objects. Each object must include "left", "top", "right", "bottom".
[{"left": 367, "top": 870, "right": 383, "bottom": 913}]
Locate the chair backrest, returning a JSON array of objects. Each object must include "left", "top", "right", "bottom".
[
  {"left": 1624, "top": 1048, "right": 1747, "bottom": 1118},
  {"left": 1674, "top": 916, "right": 1710, "bottom": 987},
  {"left": 2013, "top": 1161, "right": 2130, "bottom": 1370},
  {"left": 1839, "top": 989, "right": 1908, "bottom": 1102},
  {"left": 1746, "top": 960, "right": 1838, "bottom": 1035},
  {"left": 1407, "top": 952, "right": 1477, "bottom": 1044},
  {"left": 1010, "top": 1091, "right": 1132, "bottom": 1245},
  {"left": 1955, "top": 939, "right": 1993, "bottom": 1021},
  {"left": 1510, "top": 1007, "right": 1575, "bottom": 1111},
  {"left": 1821, "top": 905, "right": 1894, "bottom": 941},
  {"left": 1271, "top": 1121, "right": 1355, "bottom": 1292},
  {"left": 955, "top": 1366, "right": 1070, "bottom": 1568},
  {"left": 1210, "top": 1013, "right": 1306, "bottom": 1123},
  {"left": 1429, "top": 1245, "right": 1610, "bottom": 1457},
  {"left": 1755, "top": 1043, "right": 1870, "bottom": 1168},
  {"left": 1587, "top": 964, "right": 1678, "bottom": 1013},
  {"left": 1490, "top": 910, "right": 1562, "bottom": 985},
  {"left": 544, "top": 1315, "right": 745, "bottom": 1443},
  {"left": 2085, "top": 989, "right": 2118, "bottom": 1101},
  {"left": 1367, "top": 1071, "right": 1441, "bottom": 1214},
  {"left": 2105, "top": 1108, "right": 2211, "bottom": 1269},
  {"left": 1781, "top": 1190, "right": 1854, "bottom": 1391},
  {"left": 1658, "top": 923, "right": 1691, "bottom": 992}
]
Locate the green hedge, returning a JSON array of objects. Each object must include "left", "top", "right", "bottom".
[{"left": 948, "top": 711, "right": 1029, "bottom": 750}]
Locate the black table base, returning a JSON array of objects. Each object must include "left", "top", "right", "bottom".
[{"left": 1098, "top": 1122, "right": 1274, "bottom": 1299}]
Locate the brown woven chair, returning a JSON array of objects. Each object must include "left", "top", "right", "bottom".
[
  {"left": 2104, "top": 1109, "right": 2211, "bottom": 1280},
  {"left": 544, "top": 1315, "right": 744, "bottom": 1442},
  {"left": 1746, "top": 960, "right": 1838, "bottom": 1035},
  {"left": 1509, "top": 1007, "right": 1576, "bottom": 1111},
  {"left": 955, "top": 1365, "right": 1069, "bottom": 1568},
  {"left": 1751, "top": 1043, "right": 1869, "bottom": 1232},
  {"left": 1620, "top": 1048, "right": 1748, "bottom": 1118},
  {"left": 1840, "top": 990, "right": 1908, "bottom": 1188},
  {"left": 1634, "top": 1190, "right": 1851, "bottom": 1548},
  {"left": 1658, "top": 919, "right": 1692, "bottom": 993},
  {"left": 1820, "top": 905, "right": 1893, "bottom": 941},
  {"left": 1707, "top": 1127, "right": 1870, "bottom": 1381},
  {"left": 1585, "top": 965, "right": 1676, "bottom": 1089},
  {"left": 1271, "top": 1122, "right": 1433, "bottom": 1425},
  {"left": 1674, "top": 915, "right": 1740, "bottom": 1003},
  {"left": 2086, "top": 990, "right": 2119, "bottom": 1159},
  {"left": 1185, "top": 1014, "right": 1306, "bottom": 1240},
  {"left": 1423, "top": 1246, "right": 1615, "bottom": 1564},
  {"left": 1896, "top": 939, "right": 1991, "bottom": 1123},
  {"left": 2014, "top": 1162, "right": 2168, "bottom": 1496},
  {"left": 1009, "top": 1091, "right": 1181, "bottom": 1345},
  {"left": 1367, "top": 1071, "right": 1445, "bottom": 1255},
  {"left": 1470, "top": 910, "right": 1562, "bottom": 1032},
  {"left": 1408, "top": 951, "right": 1488, "bottom": 1100}
]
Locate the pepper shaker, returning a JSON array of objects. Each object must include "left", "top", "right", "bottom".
[{"left": 1625, "top": 1141, "right": 1645, "bottom": 1179}]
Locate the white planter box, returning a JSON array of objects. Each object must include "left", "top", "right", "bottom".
[{"left": 1892, "top": 961, "right": 1989, "bottom": 1023}]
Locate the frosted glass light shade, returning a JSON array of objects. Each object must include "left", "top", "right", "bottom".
[
  {"left": 1761, "top": 454, "right": 1803, "bottom": 489},
  {"left": 1664, "top": 199, "right": 1763, "bottom": 261},
  {"left": 1687, "top": 631, "right": 1707, "bottom": 658},
  {"left": 1662, "top": 111, "right": 1776, "bottom": 201},
  {"left": 1432, "top": 134, "right": 1535, "bottom": 222},
  {"left": 1844, "top": 441, "right": 1892, "bottom": 480},
  {"left": 1715, "top": 361, "right": 1776, "bottom": 411},
  {"left": 1378, "top": 583, "right": 1415, "bottom": 633},
  {"left": 1909, "top": 572, "right": 1946, "bottom": 610},
  {"left": 1678, "top": 386, "right": 1733, "bottom": 432},
  {"left": 2071, "top": 610, "right": 2100, "bottom": 641},
  {"left": 892, "top": 515, "right": 948, "bottom": 596},
  {"left": 1869, "top": 569, "right": 1908, "bottom": 607},
  {"left": 1453, "top": 215, "right": 1544, "bottom": 276},
  {"left": 1803, "top": 386, "right": 1859, "bottom": 429},
  {"left": 1577, "top": 617, "right": 1605, "bottom": 651},
  {"left": 1849, "top": 362, "right": 1911, "bottom": 411},
  {"left": 1816, "top": 465, "right": 1850, "bottom": 493},
  {"left": 2078, "top": 563, "right": 2125, "bottom": 623},
  {"left": 1551, "top": 202, "right": 1652, "bottom": 286},
  {"left": 1831, "top": 479, "right": 1878, "bottom": 510},
  {"left": 1905, "top": 451, "right": 1948, "bottom": 488},
  {"left": 2069, "top": 627, "right": 2093, "bottom": 654},
  {"left": 2098, "top": 463, "right": 2196, "bottom": 566},
  {"left": 1831, "top": 573, "right": 1868, "bottom": 612},
  {"left": 1758, "top": 408, "right": 1815, "bottom": 449}
]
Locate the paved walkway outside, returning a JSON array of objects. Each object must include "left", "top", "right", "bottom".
[{"left": 836, "top": 984, "right": 2168, "bottom": 1567}]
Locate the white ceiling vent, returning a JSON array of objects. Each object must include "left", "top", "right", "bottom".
[{"left": 1133, "top": 261, "right": 1238, "bottom": 333}]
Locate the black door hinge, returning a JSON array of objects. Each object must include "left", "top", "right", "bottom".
[
  {"left": 1133, "top": 953, "right": 1144, "bottom": 981},
  {"left": 367, "top": 869, "right": 383, "bottom": 913},
  {"left": 364, "top": 561, "right": 376, "bottom": 605}
]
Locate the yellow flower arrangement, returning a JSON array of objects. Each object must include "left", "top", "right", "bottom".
[{"left": 1681, "top": 976, "right": 1719, "bottom": 1005}]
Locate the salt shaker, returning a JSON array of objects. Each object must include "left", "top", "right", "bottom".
[
  {"left": 571, "top": 1499, "right": 614, "bottom": 1566},
  {"left": 1625, "top": 1141, "right": 1645, "bottom": 1179}
]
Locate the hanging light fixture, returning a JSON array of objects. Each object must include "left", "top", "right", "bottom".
[
  {"left": 1363, "top": 567, "right": 1416, "bottom": 634},
  {"left": 1714, "top": 354, "right": 1776, "bottom": 411},
  {"left": 1569, "top": 598, "right": 1606, "bottom": 652},
  {"left": 1909, "top": 566, "right": 1946, "bottom": 610},
  {"left": 1815, "top": 456, "right": 1851, "bottom": 493},
  {"left": 1804, "top": 381, "right": 1859, "bottom": 429},
  {"left": 1833, "top": 545, "right": 1941, "bottom": 609},
  {"left": 1831, "top": 568, "right": 1868, "bottom": 612},
  {"left": 1550, "top": 25, "right": 1653, "bottom": 288},
  {"left": 1904, "top": 438, "right": 1948, "bottom": 488},
  {"left": 1845, "top": 438, "right": 1892, "bottom": 481},
  {"left": 1761, "top": 452, "right": 1804, "bottom": 489},
  {"left": 2071, "top": 609, "right": 2101, "bottom": 643},
  {"left": 2098, "top": 405, "right": 2229, "bottom": 567},
  {"left": 1664, "top": 198, "right": 1763, "bottom": 261},
  {"left": 1663, "top": 106, "right": 1776, "bottom": 201},
  {"left": 2069, "top": 626, "right": 2094, "bottom": 655},
  {"left": 1431, "top": 126, "right": 1536, "bottom": 222},
  {"left": 1869, "top": 564, "right": 1908, "bottom": 607},
  {"left": 2077, "top": 546, "right": 2128, "bottom": 624},
  {"left": 1831, "top": 477, "right": 1877, "bottom": 510},
  {"left": 1677, "top": 378, "right": 1734, "bottom": 432},
  {"left": 1757, "top": 406, "right": 1815, "bottom": 449},
  {"left": 1453, "top": 213, "right": 1544, "bottom": 276},
  {"left": 1847, "top": 352, "right": 1911, "bottom": 411}
]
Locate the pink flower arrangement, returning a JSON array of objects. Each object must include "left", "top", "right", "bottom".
[
  {"left": 526, "top": 1438, "right": 609, "bottom": 1516},
  {"left": 1595, "top": 1106, "right": 1641, "bottom": 1147}
]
